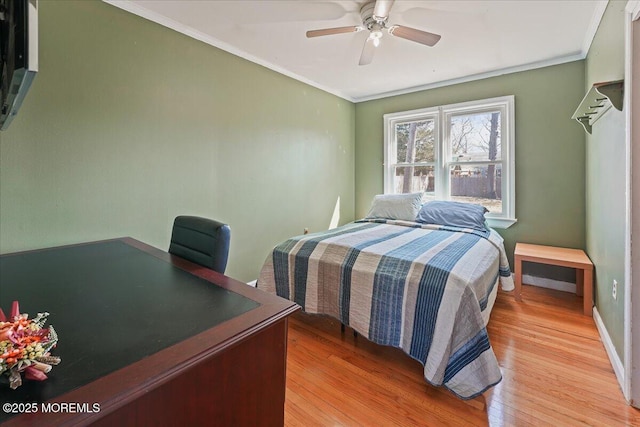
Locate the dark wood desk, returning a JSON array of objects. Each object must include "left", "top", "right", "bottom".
[{"left": 0, "top": 238, "right": 299, "bottom": 426}]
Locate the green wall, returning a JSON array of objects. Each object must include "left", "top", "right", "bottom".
[
  {"left": 0, "top": 1, "right": 355, "bottom": 282},
  {"left": 354, "top": 61, "right": 586, "bottom": 267},
  {"left": 585, "top": 0, "right": 626, "bottom": 360}
]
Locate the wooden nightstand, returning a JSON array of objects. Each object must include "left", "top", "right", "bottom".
[{"left": 514, "top": 243, "right": 594, "bottom": 316}]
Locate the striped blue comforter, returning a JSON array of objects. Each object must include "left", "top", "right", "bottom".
[{"left": 258, "top": 219, "right": 514, "bottom": 399}]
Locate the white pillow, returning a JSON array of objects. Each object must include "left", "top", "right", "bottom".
[{"left": 365, "top": 193, "right": 423, "bottom": 221}]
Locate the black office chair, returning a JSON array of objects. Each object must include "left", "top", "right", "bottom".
[{"left": 169, "top": 216, "right": 230, "bottom": 274}]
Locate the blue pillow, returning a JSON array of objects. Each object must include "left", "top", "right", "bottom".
[{"left": 416, "top": 201, "right": 488, "bottom": 230}]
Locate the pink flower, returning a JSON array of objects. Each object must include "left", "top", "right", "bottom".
[{"left": 24, "top": 366, "right": 48, "bottom": 381}]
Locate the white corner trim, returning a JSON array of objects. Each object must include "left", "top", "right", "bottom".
[
  {"left": 101, "top": 0, "right": 356, "bottom": 102},
  {"left": 582, "top": 1, "right": 610, "bottom": 56},
  {"left": 246, "top": 279, "right": 257, "bottom": 287},
  {"left": 102, "top": 0, "right": 594, "bottom": 104},
  {"left": 594, "top": 307, "right": 627, "bottom": 400},
  {"left": 522, "top": 274, "right": 576, "bottom": 293},
  {"left": 354, "top": 53, "right": 585, "bottom": 102},
  {"left": 627, "top": 1, "right": 640, "bottom": 20}
]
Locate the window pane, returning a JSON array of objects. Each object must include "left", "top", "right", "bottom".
[
  {"left": 450, "top": 164, "right": 502, "bottom": 213},
  {"left": 394, "top": 166, "right": 434, "bottom": 201},
  {"left": 395, "top": 120, "right": 435, "bottom": 163},
  {"left": 449, "top": 112, "right": 501, "bottom": 162}
]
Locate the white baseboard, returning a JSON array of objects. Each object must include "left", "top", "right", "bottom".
[
  {"left": 523, "top": 274, "right": 576, "bottom": 293},
  {"left": 247, "top": 279, "right": 257, "bottom": 287},
  {"left": 593, "top": 307, "right": 626, "bottom": 395},
  {"left": 524, "top": 276, "right": 627, "bottom": 400}
]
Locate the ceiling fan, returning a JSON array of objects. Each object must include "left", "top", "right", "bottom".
[{"left": 306, "top": 0, "right": 441, "bottom": 66}]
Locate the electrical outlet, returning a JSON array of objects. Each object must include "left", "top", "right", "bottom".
[{"left": 613, "top": 280, "right": 618, "bottom": 300}]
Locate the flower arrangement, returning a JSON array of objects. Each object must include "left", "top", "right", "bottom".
[{"left": 0, "top": 301, "right": 60, "bottom": 390}]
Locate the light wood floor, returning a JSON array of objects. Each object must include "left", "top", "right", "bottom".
[{"left": 284, "top": 285, "right": 640, "bottom": 426}]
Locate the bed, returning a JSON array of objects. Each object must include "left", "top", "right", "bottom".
[{"left": 257, "top": 196, "right": 514, "bottom": 399}]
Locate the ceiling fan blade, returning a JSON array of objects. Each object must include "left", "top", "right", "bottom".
[
  {"left": 359, "top": 37, "right": 376, "bottom": 66},
  {"left": 388, "top": 25, "right": 441, "bottom": 46},
  {"left": 306, "top": 26, "right": 361, "bottom": 38},
  {"left": 373, "top": 0, "right": 395, "bottom": 19}
]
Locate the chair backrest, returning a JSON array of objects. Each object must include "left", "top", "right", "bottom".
[{"left": 169, "top": 216, "right": 230, "bottom": 274}]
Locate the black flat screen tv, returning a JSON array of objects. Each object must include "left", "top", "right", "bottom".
[{"left": 0, "top": 0, "right": 38, "bottom": 131}]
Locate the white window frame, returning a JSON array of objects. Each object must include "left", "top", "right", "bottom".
[{"left": 383, "top": 95, "right": 516, "bottom": 229}]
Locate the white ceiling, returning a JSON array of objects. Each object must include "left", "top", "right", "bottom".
[{"left": 104, "top": 0, "right": 608, "bottom": 102}]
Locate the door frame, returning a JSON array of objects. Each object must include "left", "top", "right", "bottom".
[{"left": 625, "top": 0, "right": 640, "bottom": 407}]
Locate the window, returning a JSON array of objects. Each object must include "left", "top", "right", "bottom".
[{"left": 384, "top": 96, "right": 516, "bottom": 228}]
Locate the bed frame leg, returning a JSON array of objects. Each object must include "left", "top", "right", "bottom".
[{"left": 341, "top": 323, "right": 358, "bottom": 338}]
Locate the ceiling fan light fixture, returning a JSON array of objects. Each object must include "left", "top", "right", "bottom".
[
  {"left": 306, "top": 0, "right": 441, "bottom": 65},
  {"left": 368, "top": 21, "right": 383, "bottom": 47}
]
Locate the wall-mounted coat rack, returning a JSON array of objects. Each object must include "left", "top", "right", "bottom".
[{"left": 572, "top": 80, "right": 624, "bottom": 134}]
